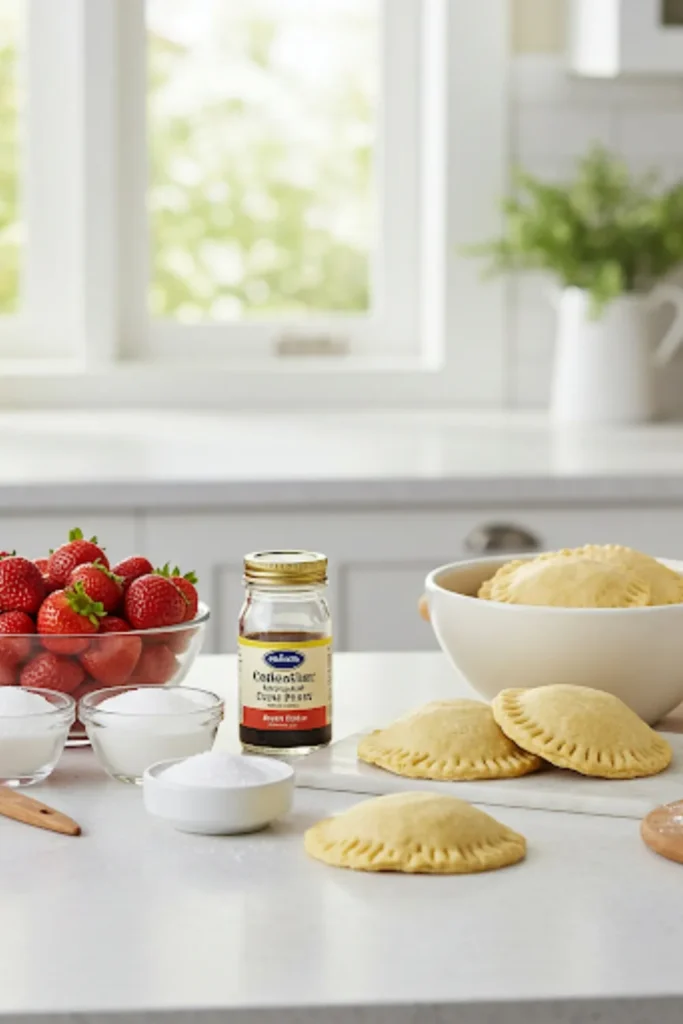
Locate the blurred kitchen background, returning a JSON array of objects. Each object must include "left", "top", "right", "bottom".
[
  {"left": 509, "top": 0, "right": 683, "bottom": 414},
  {"left": 2, "top": 0, "right": 683, "bottom": 655}
]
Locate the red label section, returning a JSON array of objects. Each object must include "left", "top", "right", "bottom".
[{"left": 242, "top": 706, "right": 328, "bottom": 731}]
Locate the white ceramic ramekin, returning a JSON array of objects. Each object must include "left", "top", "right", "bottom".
[{"left": 142, "top": 755, "right": 294, "bottom": 834}]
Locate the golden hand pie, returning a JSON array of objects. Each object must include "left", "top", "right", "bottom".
[
  {"left": 492, "top": 684, "right": 672, "bottom": 779},
  {"left": 486, "top": 555, "right": 650, "bottom": 609},
  {"left": 358, "top": 699, "right": 541, "bottom": 780},
  {"left": 304, "top": 791, "right": 526, "bottom": 874},
  {"left": 573, "top": 544, "right": 683, "bottom": 606}
]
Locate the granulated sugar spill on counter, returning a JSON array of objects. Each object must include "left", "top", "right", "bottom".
[{"left": 161, "top": 751, "right": 277, "bottom": 788}]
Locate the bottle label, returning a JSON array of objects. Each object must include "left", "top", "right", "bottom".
[{"left": 239, "top": 636, "right": 332, "bottom": 732}]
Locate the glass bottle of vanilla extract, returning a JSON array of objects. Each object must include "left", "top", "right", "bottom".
[{"left": 238, "top": 551, "right": 332, "bottom": 756}]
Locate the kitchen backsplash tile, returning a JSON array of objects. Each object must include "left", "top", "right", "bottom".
[
  {"left": 615, "top": 111, "right": 683, "bottom": 158},
  {"left": 509, "top": 55, "right": 683, "bottom": 411},
  {"left": 515, "top": 106, "right": 614, "bottom": 161}
]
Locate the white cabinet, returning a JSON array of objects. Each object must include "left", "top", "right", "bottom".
[
  {"left": 141, "top": 505, "right": 683, "bottom": 654},
  {"left": 3, "top": 504, "right": 681, "bottom": 654}
]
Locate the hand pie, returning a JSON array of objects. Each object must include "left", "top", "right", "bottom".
[
  {"left": 573, "top": 544, "right": 683, "bottom": 606},
  {"left": 304, "top": 792, "right": 526, "bottom": 874},
  {"left": 486, "top": 555, "right": 650, "bottom": 609},
  {"left": 492, "top": 685, "right": 672, "bottom": 779},
  {"left": 358, "top": 699, "right": 541, "bottom": 780}
]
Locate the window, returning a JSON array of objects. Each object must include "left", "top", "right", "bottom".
[
  {"left": 147, "top": 0, "right": 378, "bottom": 323},
  {"left": 0, "top": 1, "right": 508, "bottom": 408},
  {"left": 131, "top": 0, "right": 423, "bottom": 360},
  {"left": 0, "top": 0, "right": 22, "bottom": 318},
  {"left": 0, "top": 0, "right": 88, "bottom": 359}
]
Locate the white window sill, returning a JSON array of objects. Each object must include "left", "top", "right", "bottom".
[{"left": 0, "top": 354, "right": 489, "bottom": 410}]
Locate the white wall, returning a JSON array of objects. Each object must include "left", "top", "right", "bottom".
[{"left": 506, "top": 2, "right": 683, "bottom": 416}]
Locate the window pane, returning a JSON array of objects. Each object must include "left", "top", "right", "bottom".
[
  {"left": 0, "top": 0, "right": 22, "bottom": 315},
  {"left": 147, "top": 0, "right": 378, "bottom": 322}
]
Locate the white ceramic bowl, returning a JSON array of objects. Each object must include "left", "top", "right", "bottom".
[
  {"left": 143, "top": 755, "right": 294, "bottom": 834},
  {"left": 425, "top": 554, "right": 683, "bottom": 725}
]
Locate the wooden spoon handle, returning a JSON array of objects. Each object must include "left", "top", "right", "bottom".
[{"left": 0, "top": 788, "right": 80, "bottom": 836}]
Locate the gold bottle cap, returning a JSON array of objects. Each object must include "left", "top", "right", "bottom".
[{"left": 243, "top": 550, "right": 328, "bottom": 586}]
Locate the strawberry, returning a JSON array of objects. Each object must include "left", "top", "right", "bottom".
[
  {"left": 35, "top": 557, "right": 62, "bottom": 595},
  {"left": 20, "top": 651, "right": 85, "bottom": 694},
  {"left": 99, "top": 615, "right": 131, "bottom": 633},
  {"left": 71, "top": 679, "right": 99, "bottom": 730},
  {"left": 155, "top": 564, "right": 198, "bottom": 622},
  {"left": 72, "top": 679, "right": 97, "bottom": 703},
  {"left": 80, "top": 633, "right": 142, "bottom": 687},
  {"left": 124, "top": 574, "right": 186, "bottom": 630},
  {"left": 129, "top": 644, "right": 177, "bottom": 685},
  {"left": 0, "top": 610, "right": 35, "bottom": 665},
  {"left": 111, "top": 555, "right": 154, "bottom": 594},
  {"left": 0, "top": 556, "right": 45, "bottom": 615},
  {"left": 48, "top": 528, "right": 109, "bottom": 587},
  {"left": 37, "top": 582, "right": 105, "bottom": 655},
  {"left": 67, "top": 562, "right": 123, "bottom": 613},
  {"left": 0, "top": 656, "right": 17, "bottom": 686}
]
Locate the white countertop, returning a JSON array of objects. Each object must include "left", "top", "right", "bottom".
[
  {"left": 2, "top": 652, "right": 682, "bottom": 1024},
  {"left": 3, "top": 410, "right": 683, "bottom": 509}
]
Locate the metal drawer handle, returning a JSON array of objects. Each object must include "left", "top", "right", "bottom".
[{"left": 464, "top": 523, "right": 541, "bottom": 555}]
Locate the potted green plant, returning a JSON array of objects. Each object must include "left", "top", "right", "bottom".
[{"left": 468, "top": 146, "right": 683, "bottom": 423}]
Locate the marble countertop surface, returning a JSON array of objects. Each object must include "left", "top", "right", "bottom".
[
  {"left": 1, "top": 651, "right": 681, "bottom": 1024},
  {"left": 1, "top": 410, "right": 683, "bottom": 508}
]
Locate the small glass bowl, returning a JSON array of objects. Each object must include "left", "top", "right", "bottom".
[
  {"left": 79, "top": 685, "right": 224, "bottom": 785},
  {"left": 0, "top": 687, "right": 75, "bottom": 787}
]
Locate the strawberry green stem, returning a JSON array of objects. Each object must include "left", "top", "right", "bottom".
[{"left": 66, "top": 581, "right": 106, "bottom": 627}]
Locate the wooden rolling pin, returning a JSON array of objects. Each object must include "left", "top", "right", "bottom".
[{"left": 0, "top": 788, "right": 81, "bottom": 836}]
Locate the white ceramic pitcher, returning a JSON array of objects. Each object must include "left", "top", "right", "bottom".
[{"left": 550, "top": 285, "right": 683, "bottom": 424}]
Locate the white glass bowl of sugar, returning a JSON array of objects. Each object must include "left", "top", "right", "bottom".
[
  {"left": 0, "top": 687, "right": 75, "bottom": 787},
  {"left": 79, "top": 685, "right": 223, "bottom": 784}
]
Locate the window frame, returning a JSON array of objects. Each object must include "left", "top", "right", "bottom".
[
  {"left": 1, "top": 0, "right": 510, "bottom": 410},
  {"left": 122, "top": 0, "right": 424, "bottom": 363},
  {"left": 0, "top": 0, "right": 119, "bottom": 364}
]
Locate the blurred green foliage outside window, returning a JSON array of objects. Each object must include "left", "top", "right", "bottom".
[{"left": 148, "top": 0, "right": 377, "bottom": 323}]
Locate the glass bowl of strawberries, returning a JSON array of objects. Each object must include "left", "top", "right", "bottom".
[{"left": 0, "top": 529, "right": 211, "bottom": 745}]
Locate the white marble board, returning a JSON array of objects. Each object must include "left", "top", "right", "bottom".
[{"left": 294, "top": 732, "right": 683, "bottom": 820}]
